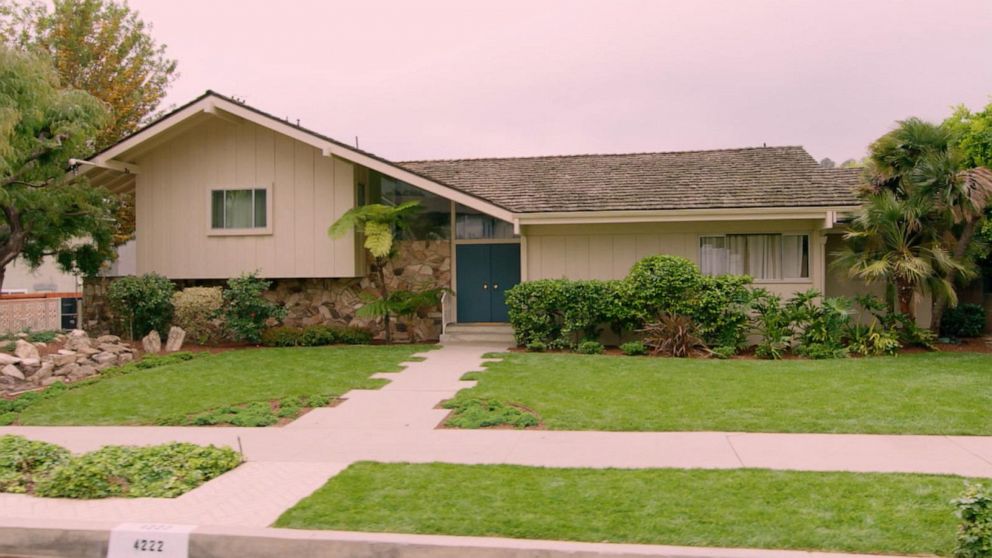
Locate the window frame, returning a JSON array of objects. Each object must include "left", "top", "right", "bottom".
[
  {"left": 698, "top": 232, "right": 811, "bottom": 282},
  {"left": 206, "top": 185, "right": 273, "bottom": 236}
]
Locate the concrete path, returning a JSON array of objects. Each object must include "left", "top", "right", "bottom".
[{"left": 1, "top": 342, "right": 991, "bottom": 554}]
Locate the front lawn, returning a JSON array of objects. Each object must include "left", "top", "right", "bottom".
[
  {"left": 447, "top": 352, "right": 992, "bottom": 434},
  {"left": 275, "top": 462, "right": 974, "bottom": 555},
  {"left": 14, "top": 345, "right": 431, "bottom": 426}
]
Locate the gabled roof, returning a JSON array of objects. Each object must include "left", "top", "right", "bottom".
[{"left": 400, "top": 146, "right": 861, "bottom": 214}]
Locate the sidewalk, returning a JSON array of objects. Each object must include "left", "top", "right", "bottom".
[{"left": 1, "top": 342, "right": 990, "bottom": 544}]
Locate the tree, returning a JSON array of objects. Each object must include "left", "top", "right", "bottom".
[
  {"left": 1, "top": 0, "right": 178, "bottom": 150},
  {"left": 0, "top": 46, "right": 115, "bottom": 292},
  {"left": 328, "top": 201, "right": 422, "bottom": 343},
  {"left": 819, "top": 157, "right": 836, "bottom": 169},
  {"left": 836, "top": 117, "right": 992, "bottom": 328}
]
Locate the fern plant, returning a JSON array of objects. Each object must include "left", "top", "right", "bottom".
[
  {"left": 641, "top": 314, "right": 707, "bottom": 357},
  {"left": 355, "top": 286, "right": 448, "bottom": 342}
]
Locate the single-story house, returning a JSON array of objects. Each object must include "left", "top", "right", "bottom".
[{"left": 75, "top": 91, "right": 910, "bottom": 341}]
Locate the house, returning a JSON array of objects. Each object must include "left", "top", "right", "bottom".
[{"left": 76, "top": 91, "right": 888, "bottom": 341}]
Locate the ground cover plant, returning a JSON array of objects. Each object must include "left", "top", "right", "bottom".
[
  {"left": 0, "top": 435, "right": 239, "bottom": 499},
  {"left": 275, "top": 462, "right": 979, "bottom": 556},
  {"left": 12, "top": 345, "right": 430, "bottom": 426},
  {"left": 446, "top": 352, "right": 992, "bottom": 433}
]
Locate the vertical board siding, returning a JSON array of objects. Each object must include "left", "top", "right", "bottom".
[{"left": 134, "top": 118, "right": 357, "bottom": 279}]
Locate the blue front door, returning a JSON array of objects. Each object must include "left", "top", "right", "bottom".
[{"left": 456, "top": 243, "right": 521, "bottom": 322}]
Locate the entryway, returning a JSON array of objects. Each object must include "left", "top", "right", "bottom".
[{"left": 455, "top": 243, "right": 520, "bottom": 323}]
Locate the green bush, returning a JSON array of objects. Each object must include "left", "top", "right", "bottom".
[
  {"left": 576, "top": 340, "right": 605, "bottom": 355},
  {"left": 942, "top": 303, "right": 987, "bottom": 338},
  {"left": 525, "top": 341, "right": 547, "bottom": 352},
  {"left": 0, "top": 436, "right": 70, "bottom": 493},
  {"left": 953, "top": 483, "right": 992, "bottom": 558},
  {"left": 846, "top": 323, "right": 901, "bottom": 356},
  {"left": 33, "top": 442, "right": 241, "bottom": 499},
  {"left": 107, "top": 274, "right": 175, "bottom": 339},
  {"left": 300, "top": 325, "right": 337, "bottom": 346},
  {"left": 442, "top": 398, "right": 539, "bottom": 429},
  {"left": 172, "top": 287, "right": 224, "bottom": 344},
  {"left": 626, "top": 255, "right": 701, "bottom": 319},
  {"left": 260, "top": 324, "right": 374, "bottom": 347},
  {"left": 261, "top": 326, "right": 303, "bottom": 347},
  {"left": 709, "top": 345, "right": 737, "bottom": 359},
  {"left": 221, "top": 273, "right": 287, "bottom": 343},
  {"left": 620, "top": 341, "right": 647, "bottom": 356},
  {"left": 101, "top": 351, "right": 198, "bottom": 378}
]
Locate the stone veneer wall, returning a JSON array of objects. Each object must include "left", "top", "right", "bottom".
[{"left": 83, "top": 240, "right": 452, "bottom": 342}]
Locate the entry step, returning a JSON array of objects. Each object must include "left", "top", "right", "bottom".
[{"left": 439, "top": 323, "right": 516, "bottom": 345}]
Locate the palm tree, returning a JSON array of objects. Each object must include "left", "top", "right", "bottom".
[
  {"left": 840, "top": 118, "right": 992, "bottom": 328},
  {"left": 328, "top": 201, "right": 421, "bottom": 343}
]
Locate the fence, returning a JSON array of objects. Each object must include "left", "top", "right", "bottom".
[{"left": 0, "top": 292, "right": 81, "bottom": 334}]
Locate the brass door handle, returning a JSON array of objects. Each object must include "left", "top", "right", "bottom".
[
  {"left": 493, "top": 284, "right": 500, "bottom": 289},
  {"left": 482, "top": 283, "right": 488, "bottom": 289}
]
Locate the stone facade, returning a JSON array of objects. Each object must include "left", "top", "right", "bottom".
[{"left": 82, "top": 240, "right": 451, "bottom": 342}]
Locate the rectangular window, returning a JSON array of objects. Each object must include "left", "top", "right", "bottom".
[
  {"left": 455, "top": 203, "right": 516, "bottom": 240},
  {"left": 699, "top": 234, "right": 809, "bottom": 279},
  {"left": 211, "top": 188, "right": 267, "bottom": 229}
]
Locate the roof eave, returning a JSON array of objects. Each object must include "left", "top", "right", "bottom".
[{"left": 515, "top": 205, "right": 861, "bottom": 227}]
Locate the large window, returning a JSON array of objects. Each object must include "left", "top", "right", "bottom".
[
  {"left": 365, "top": 172, "right": 450, "bottom": 240},
  {"left": 700, "top": 234, "right": 809, "bottom": 279},
  {"left": 455, "top": 203, "right": 515, "bottom": 240},
  {"left": 211, "top": 188, "right": 267, "bottom": 229}
]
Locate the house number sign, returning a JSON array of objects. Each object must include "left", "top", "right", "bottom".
[{"left": 107, "top": 523, "right": 196, "bottom": 558}]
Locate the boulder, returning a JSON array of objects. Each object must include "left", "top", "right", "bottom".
[
  {"left": 19, "top": 358, "right": 40, "bottom": 369},
  {"left": 41, "top": 377, "right": 60, "bottom": 387},
  {"left": 13, "top": 340, "right": 40, "bottom": 360},
  {"left": 98, "top": 343, "right": 126, "bottom": 354},
  {"left": 142, "top": 331, "right": 162, "bottom": 354},
  {"left": 0, "top": 353, "right": 21, "bottom": 366},
  {"left": 92, "top": 352, "right": 117, "bottom": 365},
  {"left": 65, "top": 329, "right": 92, "bottom": 351},
  {"left": 165, "top": 327, "right": 186, "bottom": 352},
  {"left": 55, "top": 362, "right": 78, "bottom": 377},
  {"left": 53, "top": 353, "right": 77, "bottom": 366},
  {"left": 118, "top": 352, "right": 134, "bottom": 364},
  {"left": 33, "top": 362, "right": 55, "bottom": 384},
  {"left": 1, "top": 364, "right": 24, "bottom": 380},
  {"left": 79, "top": 347, "right": 100, "bottom": 356},
  {"left": 96, "top": 335, "right": 121, "bottom": 344}
]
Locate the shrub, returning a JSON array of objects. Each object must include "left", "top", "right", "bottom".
[
  {"left": 953, "top": 483, "right": 992, "bottom": 558},
  {"left": 442, "top": 398, "right": 539, "bottom": 429},
  {"left": 942, "top": 303, "right": 987, "bottom": 338},
  {"left": 846, "top": 323, "right": 901, "bottom": 356},
  {"left": 107, "top": 274, "right": 175, "bottom": 340},
  {"left": 626, "top": 255, "right": 701, "bottom": 319},
  {"left": 505, "top": 279, "right": 624, "bottom": 347},
  {"left": 709, "top": 345, "right": 737, "bottom": 359},
  {"left": 221, "top": 273, "right": 287, "bottom": 343},
  {"left": 261, "top": 326, "right": 303, "bottom": 347},
  {"left": 525, "top": 341, "right": 547, "bottom": 352},
  {"left": 694, "top": 274, "right": 755, "bottom": 348},
  {"left": 300, "top": 325, "right": 337, "bottom": 346},
  {"left": 576, "top": 340, "right": 604, "bottom": 355},
  {"left": 789, "top": 291, "right": 851, "bottom": 358},
  {"left": 172, "top": 287, "right": 224, "bottom": 344},
  {"left": 334, "top": 326, "right": 373, "bottom": 345},
  {"left": 0, "top": 436, "right": 70, "bottom": 493},
  {"left": 33, "top": 442, "right": 241, "bottom": 499},
  {"left": 749, "top": 290, "right": 794, "bottom": 359},
  {"left": 642, "top": 314, "right": 707, "bottom": 357},
  {"left": 620, "top": 341, "right": 647, "bottom": 356},
  {"left": 261, "top": 325, "right": 374, "bottom": 347},
  {"left": 101, "top": 352, "right": 198, "bottom": 378}
]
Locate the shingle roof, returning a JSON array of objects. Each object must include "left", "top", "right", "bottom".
[{"left": 400, "top": 146, "right": 861, "bottom": 213}]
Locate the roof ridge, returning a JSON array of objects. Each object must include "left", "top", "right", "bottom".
[{"left": 399, "top": 145, "right": 807, "bottom": 164}]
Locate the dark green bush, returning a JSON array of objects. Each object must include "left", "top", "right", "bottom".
[
  {"left": 329, "top": 326, "right": 373, "bottom": 345},
  {"left": 709, "top": 345, "right": 737, "bottom": 359},
  {"left": 107, "top": 274, "right": 175, "bottom": 339},
  {"left": 626, "top": 255, "right": 700, "bottom": 319},
  {"left": 942, "top": 303, "right": 987, "bottom": 338},
  {"left": 620, "top": 341, "right": 647, "bottom": 356},
  {"left": 953, "top": 482, "right": 991, "bottom": 558},
  {"left": 300, "top": 325, "right": 337, "bottom": 346},
  {"left": 576, "top": 340, "right": 605, "bottom": 355},
  {"left": 261, "top": 324, "right": 374, "bottom": 347},
  {"left": 221, "top": 273, "right": 287, "bottom": 343},
  {"left": 525, "top": 341, "right": 547, "bottom": 352},
  {"left": 261, "top": 326, "right": 303, "bottom": 347}
]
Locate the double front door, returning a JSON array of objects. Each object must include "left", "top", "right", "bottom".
[{"left": 456, "top": 243, "right": 521, "bottom": 322}]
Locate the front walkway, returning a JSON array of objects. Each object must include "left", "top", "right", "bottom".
[{"left": 2, "top": 343, "right": 991, "bottom": 544}]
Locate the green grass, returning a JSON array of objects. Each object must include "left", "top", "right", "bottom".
[
  {"left": 449, "top": 352, "right": 992, "bottom": 434},
  {"left": 16, "top": 345, "right": 431, "bottom": 425},
  {"left": 275, "top": 462, "right": 975, "bottom": 555}
]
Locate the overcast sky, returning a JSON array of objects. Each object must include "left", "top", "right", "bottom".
[{"left": 129, "top": 0, "right": 992, "bottom": 163}]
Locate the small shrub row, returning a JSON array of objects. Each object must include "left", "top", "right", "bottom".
[
  {"left": 0, "top": 435, "right": 240, "bottom": 499},
  {"left": 260, "top": 324, "right": 373, "bottom": 347},
  {"left": 163, "top": 394, "right": 333, "bottom": 427},
  {"left": 942, "top": 303, "right": 988, "bottom": 339},
  {"left": 108, "top": 272, "right": 286, "bottom": 344}
]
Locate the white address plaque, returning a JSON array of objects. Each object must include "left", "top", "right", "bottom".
[{"left": 107, "top": 523, "right": 196, "bottom": 558}]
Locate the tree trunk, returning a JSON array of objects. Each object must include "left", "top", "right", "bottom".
[
  {"left": 896, "top": 279, "right": 915, "bottom": 319},
  {"left": 375, "top": 259, "right": 392, "bottom": 344},
  {"left": 0, "top": 205, "right": 27, "bottom": 295},
  {"left": 930, "top": 220, "right": 979, "bottom": 331},
  {"left": 0, "top": 266, "right": 5, "bottom": 294}
]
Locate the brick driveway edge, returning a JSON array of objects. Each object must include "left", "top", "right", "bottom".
[{"left": 0, "top": 518, "right": 915, "bottom": 558}]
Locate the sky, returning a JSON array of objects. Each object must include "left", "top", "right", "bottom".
[{"left": 128, "top": 0, "right": 992, "bottom": 164}]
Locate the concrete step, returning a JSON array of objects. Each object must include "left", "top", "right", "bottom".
[{"left": 439, "top": 324, "right": 516, "bottom": 345}]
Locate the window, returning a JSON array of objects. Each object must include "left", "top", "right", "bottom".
[
  {"left": 455, "top": 203, "right": 516, "bottom": 239},
  {"left": 699, "top": 234, "right": 809, "bottom": 279},
  {"left": 211, "top": 188, "right": 267, "bottom": 229},
  {"left": 365, "top": 171, "right": 450, "bottom": 240}
]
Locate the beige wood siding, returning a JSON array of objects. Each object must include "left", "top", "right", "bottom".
[
  {"left": 135, "top": 118, "right": 357, "bottom": 279},
  {"left": 522, "top": 221, "right": 824, "bottom": 299}
]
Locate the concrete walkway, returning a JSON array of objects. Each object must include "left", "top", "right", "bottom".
[{"left": 1, "top": 342, "right": 991, "bottom": 552}]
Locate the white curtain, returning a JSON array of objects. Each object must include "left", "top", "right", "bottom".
[
  {"left": 700, "top": 237, "right": 727, "bottom": 275},
  {"left": 726, "top": 235, "right": 748, "bottom": 275},
  {"left": 745, "top": 235, "right": 781, "bottom": 279},
  {"left": 782, "top": 235, "right": 808, "bottom": 278}
]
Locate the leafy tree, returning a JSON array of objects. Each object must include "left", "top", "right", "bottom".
[
  {"left": 836, "top": 117, "right": 992, "bottom": 328},
  {"left": 328, "top": 201, "right": 423, "bottom": 343},
  {"left": 1, "top": 0, "right": 178, "bottom": 150},
  {"left": 819, "top": 157, "right": 835, "bottom": 169},
  {"left": 0, "top": 45, "right": 115, "bottom": 292}
]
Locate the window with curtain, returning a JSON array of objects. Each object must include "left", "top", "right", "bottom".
[
  {"left": 211, "top": 188, "right": 267, "bottom": 229},
  {"left": 699, "top": 234, "right": 809, "bottom": 279}
]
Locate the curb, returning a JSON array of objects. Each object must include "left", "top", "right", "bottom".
[{"left": 0, "top": 518, "right": 908, "bottom": 558}]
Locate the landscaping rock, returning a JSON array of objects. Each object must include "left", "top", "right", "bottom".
[
  {"left": 118, "top": 352, "right": 134, "bottom": 364},
  {"left": 92, "top": 352, "right": 117, "bottom": 366},
  {"left": 55, "top": 363, "right": 78, "bottom": 377},
  {"left": 41, "top": 377, "right": 60, "bottom": 386},
  {"left": 33, "top": 362, "right": 55, "bottom": 384},
  {"left": 18, "top": 358, "right": 40, "bottom": 369},
  {"left": 65, "top": 329, "right": 92, "bottom": 351},
  {"left": 13, "top": 339, "right": 40, "bottom": 360},
  {"left": 79, "top": 347, "right": 100, "bottom": 356},
  {"left": 53, "top": 352, "right": 77, "bottom": 366},
  {"left": 96, "top": 335, "right": 121, "bottom": 344},
  {"left": 165, "top": 327, "right": 186, "bottom": 352},
  {"left": 0, "top": 353, "right": 21, "bottom": 366},
  {"left": 142, "top": 331, "right": 162, "bottom": 354},
  {"left": 2, "top": 364, "right": 24, "bottom": 380}
]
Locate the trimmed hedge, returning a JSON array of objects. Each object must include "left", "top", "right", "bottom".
[
  {"left": 505, "top": 255, "right": 753, "bottom": 348},
  {"left": 260, "top": 324, "right": 374, "bottom": 347}
]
